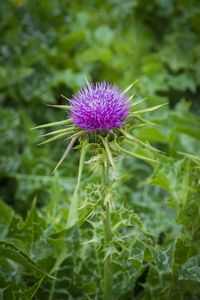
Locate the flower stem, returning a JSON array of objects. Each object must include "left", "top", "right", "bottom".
[
  {"left": 102, "top": 162, "right": 112, "bottom": 300},
  {"left": 67, "top": 140, "right": 88, "bottom": 228}
]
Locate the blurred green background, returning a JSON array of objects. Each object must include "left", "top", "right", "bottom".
[
  {"left": 0, "top": 0, "right": 200, "bottom": 299},
  {"left": 1, "top": 0, "right": 200, "bottom": 213}
]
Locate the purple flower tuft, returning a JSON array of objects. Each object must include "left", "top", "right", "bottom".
[{"left": 70, "top": 82, "right": 130, "bottom": 132}]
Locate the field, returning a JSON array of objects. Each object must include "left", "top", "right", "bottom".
[{"left": 0, "top": 1, "right": 200, "bottom": 299}]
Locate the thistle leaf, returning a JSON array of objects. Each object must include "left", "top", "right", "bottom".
[
  {"left": 40, "top": 126, "right": 75, "bottom": 137},
  {"left": 51, "top": 136, "right": 78, "bottom": 174},
  {"left": 47, "top": 104, "right": 70, "bottom": 110},
  {"left": 124, "top": 79, "right": 138, "bottom": 93},
  {"left": 120, "top": 128, "right": 162, "bottom": 153},
  {"left": 128, "top": 93, "right": 136, "bottom": 101},
  {"left": 131, "top": 103, "right": 168, "bottom": 115},
  {"left": 113, "top": 141, "right": 159, "bottom": 164},
  {"left": 37, "top": 132, "right": 70, "bottom": 146},
  {"left": 0, "top": 241, "right": 54, "bottom": 279},
  {"left": 84, "top": 74, "right": 90, "bottom": 86},
  {"left": 32, "top": 118, "right": 73, "bottom": 130},
  {"left": 66, "top": 130, "right": 84, "bottom": 141},
  {"left": 101, "top": 137, "right": 116, "bottom": 171},
  {"left": 131, "top": 115, "right": 156, "bottom": 126},
  {"left": 132, "top": 123, "right": 151, "bottom": 129},
  {"left": 132, "top": 97, "right": 147, "bottom": 107},
  {"left": 61, "top": 94, "right": 71, "bottom": 101}
]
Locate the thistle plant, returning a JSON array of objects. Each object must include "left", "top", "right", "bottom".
[{"left": 33, "top": 79, "right": 166, "bottom": 300}]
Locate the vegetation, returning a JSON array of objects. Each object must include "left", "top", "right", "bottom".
[{"left": 0, "top": 0, "right": 200, "bottom": 299}]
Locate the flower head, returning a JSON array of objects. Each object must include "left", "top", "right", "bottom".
[
  {"left": 33, "top": 78, "right": 165, "bottom": 174},
  {"left": 70, "top": 82, "right": 130, "bottom": 132}
]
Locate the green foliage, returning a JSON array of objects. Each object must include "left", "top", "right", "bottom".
[{"left": 0, "top": 0, "right": 200, "bottom": 299}]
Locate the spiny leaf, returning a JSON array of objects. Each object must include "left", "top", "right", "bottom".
[
  {"left": 120, "top": 128, "right": 162, "bottom": 153},
  {"left": 128, "top": 93, "right": 136, "bottom": 101},
  {"left": 131, "top": 123, "right": 151, "bottom": 129},
  {"left": 61, "top": 94, "right": 71, "bottom": 101},
  {"left": 179, "top": 254, "right": 200, "bottom": 283},
  {"left": 129, "top": 114, "right": 156, "bottom": 126},
  {"left": 151, "top": 241, "right": 176, "bottom": 273},
  {"left": 124, "top": 79, "right": 138, "bottom": 93},
  {"left": 32, "top": 118, "right": 73, "bottom": 130},
  {"left": 40, "top": 126, "right": 75, "bottom": 137},
  {"left": 132, "top": 97, "right": 147, "bottom": 107},
  {"left": 51, "top": 136, "right": 78, "bottom": 174},
  {"left": 101, "top": 137, "right": 116, "bottom": 171},
  {"left": 113, "top": 141, "right": 159, "bottom": 164},
  {"left": 37, "top": 132, "right": 71, "bottom": 145},
  {"left": 0, "top": 241, "right": 54, "bottom": 279},
  {"left": 47, "top": 104, "right": 70, "bottom": 110},
  {"left": 65, "top": 129, "right": 84, "bottom": 141},
  {"left": 84, "top": 73, "right": 90, "bottom": 86},
  {"left": 131, "top": 103, "right": 168, "bottom": 115}
]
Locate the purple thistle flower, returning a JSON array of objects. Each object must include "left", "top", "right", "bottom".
[{"left": 70, "top": 82, "right": 130, "bottom": 132}]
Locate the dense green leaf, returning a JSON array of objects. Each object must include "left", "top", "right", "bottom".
[
  {"left": 0, "top": 0, "right": 200, "bottom": 299},
  {"left": 0, "top": 241, "right": 51, "bottom": 278},
  {"left": 179, "top": 255, "right": 200, "bottom": 283}
]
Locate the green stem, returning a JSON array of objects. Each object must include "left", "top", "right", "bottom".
[
  {"left": 48, "top": 270, "right": 58, "bottom": 300},
  {"left": 67, "top": 140, "right": 88, "bottom": 228},
  {"left": 102, "top": 162, "right": 112, "bottom": 300}
]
